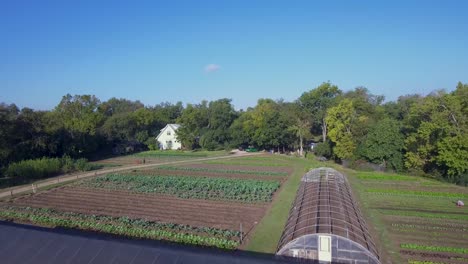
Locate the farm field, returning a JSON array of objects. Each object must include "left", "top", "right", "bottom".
[
  {"left": 0, "top": 153, "right": 302, "bottom": 250},
  {"left": 90, "top": 150, "right": 228, "bottom": 166},
  {"left": 204, "top": 155, "right": 293, "bottom": 167},
  {"left": 348, "top": 171, "right": 468, "bottom": 264}
]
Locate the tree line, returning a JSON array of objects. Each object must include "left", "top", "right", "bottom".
[{"left": 1, "top": 82, "right": 466, "bottom": 184}]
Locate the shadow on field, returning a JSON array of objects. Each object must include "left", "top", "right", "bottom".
[{"left": 0, "top": 221, "right": 347, "bottom": 264}]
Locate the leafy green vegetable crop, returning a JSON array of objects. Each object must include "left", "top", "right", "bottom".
[
  {"left": 401, "top": 243, "right": 468, "bottom": 254},
  {"left": 0, "top": 206, "right": 239, "bottom": 249},
  {"left": 82, "top": 174, "right": 280, "bottom": 202}
]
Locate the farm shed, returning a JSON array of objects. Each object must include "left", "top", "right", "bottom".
[{"left": 276, "top": 167, "right": 380, "bottom": 263}]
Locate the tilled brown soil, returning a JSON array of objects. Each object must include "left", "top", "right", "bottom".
[
  {"left": 184, "top": 163, "right": 293, "bottom": 174},
  {"left": 131, "top": 169, "right": 285, "bottom": 181},
  {"left": 11, "top": 186, "right": 267, "bottom": 231}
]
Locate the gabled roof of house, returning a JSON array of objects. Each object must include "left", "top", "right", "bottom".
[
  {"left": 156, "top": 124, "right": 181, "bottom": 139},
  {"left": 168, "top": 124, "right": 181, "bottom": 130}
]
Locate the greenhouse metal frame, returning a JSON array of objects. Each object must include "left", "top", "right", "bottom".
[{"left": 276, "top": 167, "right": 380, "bottom": 263}]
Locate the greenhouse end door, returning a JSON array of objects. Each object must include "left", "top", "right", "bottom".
[{"left": 318, "top": 235, "right": 332, "bottom": 262}]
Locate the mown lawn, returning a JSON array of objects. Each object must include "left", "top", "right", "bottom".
[{"left": 244, "top": 155, "right": 324, "bottom": 253}]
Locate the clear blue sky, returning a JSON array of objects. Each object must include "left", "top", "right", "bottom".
[{"left": 1, "top": 1, "right": 467, "bottom": 110}]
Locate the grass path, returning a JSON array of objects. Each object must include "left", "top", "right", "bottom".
[{"left": 244, "top": 157, "right": 321, "bottom": 253}]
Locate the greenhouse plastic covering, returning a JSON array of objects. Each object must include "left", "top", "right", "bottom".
[{"left": 276, "top": 167, "right": 380, "bottom": 263}]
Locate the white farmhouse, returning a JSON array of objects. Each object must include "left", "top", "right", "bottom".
[{"left": 156, "top": 124, "right": 182, "bottom": 150}]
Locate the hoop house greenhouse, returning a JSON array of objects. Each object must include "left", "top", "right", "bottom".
[{"left": 276, "top": 167, "right": 380, "bottom": 264}]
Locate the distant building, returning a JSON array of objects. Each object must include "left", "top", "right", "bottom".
[
  {"left": 309, "top": 142, "right": 317, "bottom": 150},
  {"left": 156, "top": 124, "right": 182, "bottom": 150}
]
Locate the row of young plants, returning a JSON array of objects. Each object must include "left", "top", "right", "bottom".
[
  {"left": 155, "top": 165, "right": 288, "bottom": 176},
  {"left": 401, "top": 243, "right": 468, "bottom": 254},
  {"left": 224, "top": 156, "right": 287, "bottom": 162},
  {"left": 409, "top": 260, "right": 468, "bottom": 264},
  {"left": 205, "top": 160, "right": 286, "bottom": 167},
  {"left": 0, "top": 206, "right": 239, "bottom": 249},
  {"left": 81, "top": 174, "right": 281, "bottom": 202},
  {"left": 381, "top": 209, "right": 468, "bottom": 221},
  {"left": 367, "top": 189, "right": 468, "bottom": 199},
  {"left": 357, "top": 173, "right": 418, "bottom": 181},
  {"left": 407, "top": 260, "right": 447, "bottom": 264},
  {"left": 391, "top": 223, "right": 467, "bottom": 232}
]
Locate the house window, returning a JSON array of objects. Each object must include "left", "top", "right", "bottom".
[{"left": 167, "top": 131, "right": 171, "bottom": 136}]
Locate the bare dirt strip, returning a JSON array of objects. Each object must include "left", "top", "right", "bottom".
[{"left": 9, "top": 186, "right": 267, "bottom": 232}]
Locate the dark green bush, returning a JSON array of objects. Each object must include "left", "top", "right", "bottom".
[
  {"left": 314, "top": 141, "right": 332, "bottom": 158},
  {"left": 6, "top": 157, "right": 61, "bottom": 179},
  {"left": 61, "top": 155, "right": 75, "bottom": 173},
  {"left": 74, "top": 158, "right": 91, "bottom": 171},
  {"left": 5, "top": 156, "right": 92, "bottom": 181}
]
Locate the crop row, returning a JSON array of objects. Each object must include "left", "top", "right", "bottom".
[
  {"left": 205, "top": 160, "right": 286, "bottom": 167},
  {"left": 357, "top": 174, "right": 418, "bottom": 181},
  {"left": 367, "top": 189, "right": 468, "bottom": 199},
  {"left": 3, "top": 206, "right": 241, "bottom": 238},
  {"left": 380, "top": 210, "right": 468, "bottom": 221},
  {"left": 81, "top": 174, "right": 281, "bottom": 202},
  {"left": 134, "top": 151, "right": 207, "bottom": 158},
  {"left": 407, "top": 261, "right": 446, "bottom": 264},
  {"left": 155, "top": 165, "right": 287, "bottom": 176},
  {"left": 401, "top": 243, "right": 468, "bottom": 254},
  {"left": 391, "top": 223, "right": 467, "bottom": 232},
  {"left": 409, "top": 260, "right": 468, "bottom": 264},
  {"left": 0, "top": 206, "right": 239, "bottom": 249}
]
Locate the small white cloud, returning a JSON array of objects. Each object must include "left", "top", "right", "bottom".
[{"left": 204, "top": 64, "right": 221, "bottom": 73}]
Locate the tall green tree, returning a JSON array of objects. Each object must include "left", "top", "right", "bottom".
[
  {"left": 325, "top": 99, "right": 358, "bottom": 160},
  {"left": 0, "top": 103, "right": 20, "bottom": 168},
  {"left": 12, "top": 108, "right": 51, "bottom": 161},
  {"left": 176, "top": 101, "right": 209, "bottom": 149},
  {"left": 299, "top": 82, "right": 341, "bottom": 142},
  {"left": 363, "top": 119, "right": 404, "bottom": 171},
  {"left": 54, "top": 94, "right": 104, "bottom": 156},
  {"left": 199, "top": 99, "right": 237, "bottom": 150},
  {"left": 244, "top": 99, "right": 283, "bottom": 150},
  {"left": 288, "top": 119, "right": 311, "bottom": 156},
  {"left": 99, "top": 98, "right": 144, "bottom": 116},
  {"left": 231, "top": 99, "right": 293, "bottom": 151},
  {"left": 405, "top": 85, "right": 467, "bottom": 183}
]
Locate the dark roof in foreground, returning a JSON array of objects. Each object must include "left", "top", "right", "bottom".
[{"left": 0, "top": 221, "right": 294, "bottom": 264}]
